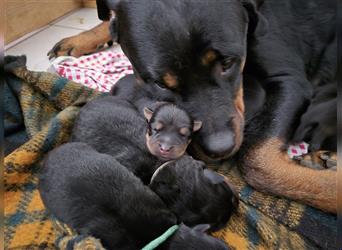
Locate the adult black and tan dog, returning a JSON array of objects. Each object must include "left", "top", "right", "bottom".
[{"left": 48, "top": 0, "right": 337, "bottom": 213}]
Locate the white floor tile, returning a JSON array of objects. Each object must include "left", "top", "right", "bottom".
[
  {"left": 5, "top": 26, "right": 83, "bottom": 71},
  {"left": 52, "top": 8, "right": 101, "bottom": 31}
]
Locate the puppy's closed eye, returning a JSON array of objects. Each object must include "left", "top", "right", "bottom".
[
  {"left": 154, "top": 122, "right": 164, "bottom": 131},
  {"left": 180, "top": 127, "right": 190, "bottom": 136}
]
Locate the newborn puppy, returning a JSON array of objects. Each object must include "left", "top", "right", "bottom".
[
  {"left": 39, "top": 142, "right": 229, "bottom": 250},
  {"left": 144, "top": 104, "right": 202, "bottom": 160},
  {"left": 292, "top": 82, "right": 336, "bottom": 151},
  {"left": 150, "top": 156, "right": 239, "bottom": 231},
  {"left": 71, "top": 96, "right": 201, "bottom": 183}
]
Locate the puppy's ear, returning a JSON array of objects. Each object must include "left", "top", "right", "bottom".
[
  {"left": 144, "top": 107, "right": 154, "bottom": 121},
  {"left": 241, "top": 0, "right": 268, "bottom": 36},
  {"left": 193, "top": 121, "right": 202, "bottom": 132},
  {"left": 192, "top": 224, "right": 211, "bottom": 233}
]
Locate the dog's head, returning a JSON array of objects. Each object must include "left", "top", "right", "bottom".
[
  {"left": 149, "top": 155, "right": 239, "bottom": 231},
  {"left": 144, "top": 103, "right": 202, "bottom": 160},
  {"left": 100, "top": 0, "right": 267, "bottom": 161}
]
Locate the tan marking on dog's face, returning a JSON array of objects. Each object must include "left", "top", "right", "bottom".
[
  {"left": 163, "top": 73, "right": 178, "bottom": 89},
  {"left": 234, "top": 85, "right": 245, "bottom": 116},
  {"left": 201, "top": 50, "right": 217, "bottom": 66},
  {"left": 240, "top": 58, "right": 246, "bottom": 73},
  {"left": 229, "top": 83, "right": 245, "bottom": 157}
]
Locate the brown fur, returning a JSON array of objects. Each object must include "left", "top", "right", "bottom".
[
  {"left": 232, "top": 85, "right": 245, "bottom": 156},
  {"left": 146, "top": 134, "right": 189, "bottom": 160},
  {"left": 47, "top": 22, "right": 111, "bottom": 59},
  {"left": 201, "top": 50, "right": 217, "bottom": 66},
  {"left": 241, "top": 138, "right": 337, "bottom": 213},
  {"left": 163, "top": 72, "right": 178, "bottom": 89},
  {"left": 234, "top": 85, "right": 245, "bottom": 116}
]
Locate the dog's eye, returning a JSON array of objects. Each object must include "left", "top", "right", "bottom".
[{"left": 221, "top": 57, "right": 235, "bottom": 72}]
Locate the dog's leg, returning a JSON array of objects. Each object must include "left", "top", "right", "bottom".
[
  {"left": 240, "top": 77, "right": 337, "bottom": 213},
  {"left": 240, "top": 138, "right": 336, "bottom": 213},
  {"left": 240, "top": 25, "right": 337, "bottom": 213},
  {"left": 48, "top": 21, "right": 111, "bottom": 59}
]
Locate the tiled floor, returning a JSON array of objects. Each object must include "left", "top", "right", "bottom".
[{"left": 5, "top": 8, "right": 103, "bottom": 71}]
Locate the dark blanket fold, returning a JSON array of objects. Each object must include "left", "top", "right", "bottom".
[{"left": 4, "top": 55, "right": 337, "bottom": 250}]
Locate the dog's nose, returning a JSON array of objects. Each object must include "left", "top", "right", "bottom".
[
  {"left": 159, "top": 143, "right": 173, "bottom": 153},
  {"left": 202, "top": 131, "right": 235, "bottom": 158}
]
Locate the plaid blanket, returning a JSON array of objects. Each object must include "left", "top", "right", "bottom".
[{"left": 4, "top": 55, "right": 337, "bottom": 250}]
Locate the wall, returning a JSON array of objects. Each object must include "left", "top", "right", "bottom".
[{"left": 5, "top": 0, "right": 83, "bottom": 44}]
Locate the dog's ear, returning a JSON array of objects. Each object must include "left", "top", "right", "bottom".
[
  {"left": 241, "top": 0, "right": 268, "bottom": 37},
  {"left": 96, "top": 0, "right": 120, "bottom": 21},
  {"left": 144, "top": 107, "right": 154, "bottom": 121}
]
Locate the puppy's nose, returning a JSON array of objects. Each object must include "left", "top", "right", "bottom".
[
  {"left": 202, "top": 131, "right": 235, "bottom": 158},
  {"left": 159, "top": 143, "right": 173, "bottom": 153}
]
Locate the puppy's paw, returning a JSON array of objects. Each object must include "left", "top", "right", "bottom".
[{"left": 294, "top": 151, "right": 336, "bottom": 170}]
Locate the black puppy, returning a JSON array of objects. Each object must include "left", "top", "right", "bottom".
[
  {"left": 71, "top": 94, "right": 237, "bottom": 227},
  {"left": 149, "top": 156, "right": 238, "bottom": 232},
  {"left": 291, "top": 82, "right": 337, "bottom": 152},
  {"left": 71, "top": 96, "right": 201, "bottom": 184},
  {"left": 39, "top": 142, "right": 229, "bottom": 250}
]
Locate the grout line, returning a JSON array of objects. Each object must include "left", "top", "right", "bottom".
[
  {"left": 45, "top": 8, "right": 83, "bottom": 25},
  {"left": 5, "top": 25, "right": 51, "bottom": 50}
]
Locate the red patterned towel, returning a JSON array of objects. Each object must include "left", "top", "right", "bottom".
[{"left": 49, "top": 49, "right": 133, "bottom": 92}]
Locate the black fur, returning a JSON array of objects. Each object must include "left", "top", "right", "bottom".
[
  {"left": 150, "top": 156, "right": 238, "bottom": 231},
  {"left": 291, "top": 82, "right": 337, "bottom": 151},
  {"left": 104, "top": 0, "right": 336, "bottom": 160},
  {"left": 39, "top": 142, "right": 229, "bottom": 250},
  {"left": 71, "top": 96, "right": 158, "bottom": 184},
  {"left": 70, "top": 94, "right": 236, "bottom": 228},
  {"left": 71, "top": 96, "right": 198, "bottom": 183}
]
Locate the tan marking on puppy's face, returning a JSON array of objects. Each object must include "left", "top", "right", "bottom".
[
  {"left": 163, "top": 73, "right": 178, "bottom": 89},
  {"left": 180, "top": 127, "right": 190, "bottom": 136},
  {"left": 201, "top": 50, "right": 217, "bottom": 66},
  {"left": 146, "top": 133, "right": 190, "bottom": 161},
  {"left": 155, "top": 122, "right": 164, "bottom": 131}
]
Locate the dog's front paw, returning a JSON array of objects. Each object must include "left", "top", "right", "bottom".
[{"left": 47, "top": 33, "right": 103, "bottom": 59}]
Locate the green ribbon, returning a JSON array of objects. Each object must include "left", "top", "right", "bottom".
[{"left": 141, "top": 225, "right": 179, "bottom": 250}]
